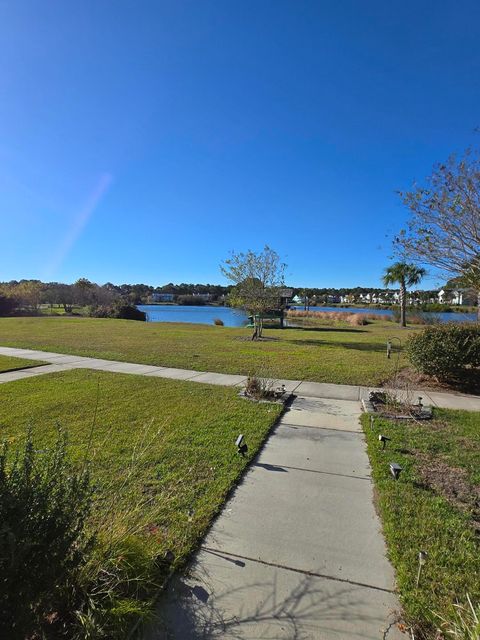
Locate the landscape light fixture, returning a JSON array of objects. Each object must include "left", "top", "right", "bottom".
[
  {"left": 386, "top": 340, "right": 392, "bottom": 359},
  {"left": 274, "top": 384, "right": 287, "bottom": 399},
  {"left": 389, "top": 462, "right": 402, "bottom": 480},
  {"left": 418, "top": 396, "right": 423, "bottom": 410},
  {"left": 378, "top": 434, "right": 391, "bottom": 450},
  {"left": 164, "top": 549, "right": 175, "bottom": 564},
  {"left": 370, "top": 415, "right": 375, "bottom": 430},
  {"left": 416, "top": 550, "right": 428, "bottom": 587},
  {"left": 236, "top": 434, "right": 248, "bottom": 456}
]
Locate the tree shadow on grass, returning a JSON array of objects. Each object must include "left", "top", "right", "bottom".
[
  {"left": 284, "top": 339, "right": 387, "bottom": 353},
  {"left": 277, "top": 326, "right": 367, "bottom": 334}
]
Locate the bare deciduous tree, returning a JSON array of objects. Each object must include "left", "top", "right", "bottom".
[
  {"left": 396, "top": 148, "right": 480, "bottom": 320},
  {"left": 220, "top": 246, "right": 287, "bottom": 339}
]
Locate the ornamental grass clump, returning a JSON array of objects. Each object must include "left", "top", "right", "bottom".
[{"left": 406, "top": 323, "right": 480, "bottom": 382}]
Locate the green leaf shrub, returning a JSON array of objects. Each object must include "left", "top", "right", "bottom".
[
  {"left": 0, "top": 429, "right": 93, "bottom": 638},
  {"left": 89, "top": 303, "right": 146, "bottom": 321},
  {"left": 406, "top": 323, "right": 480, "bottom": 381}
]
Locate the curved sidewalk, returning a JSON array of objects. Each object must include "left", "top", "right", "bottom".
[{"left": 0, "top": 346, "right": 479, "bottom": 411}]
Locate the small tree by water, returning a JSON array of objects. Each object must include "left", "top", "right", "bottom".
[{"left": 220, "top": 246, "right": 287, "bottom": 340}]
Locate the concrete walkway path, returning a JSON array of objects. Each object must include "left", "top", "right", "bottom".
[
  {"left": 147, "top": 395, "right": 403, "bottom": 639},
  {"left": 1, "top": 345, "right": 479, "bottom": 411}
]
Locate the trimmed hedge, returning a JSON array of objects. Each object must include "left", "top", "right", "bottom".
[{"left": 406, "top": 323, "right": 480, "bottom": 381}]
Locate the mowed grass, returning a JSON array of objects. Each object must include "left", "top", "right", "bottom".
[
  {"left": 0, "top": 369, "right": 282, "bottom": 563},
  {"left": 0, "top": 317, "right": 414, "bottom": 385},
  {"left": 0, "top": 354, "right": 46, "bottom": 373},
  {"left": 362, "top": 410, "right": 480, "bottom": 637}
]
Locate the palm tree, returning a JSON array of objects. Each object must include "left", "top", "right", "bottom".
[{"left": 383, "top": 262, "right": 426, "bottom": 327}]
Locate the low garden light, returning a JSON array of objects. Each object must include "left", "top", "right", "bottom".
[
  {"left": 416, "top": 551, "right": 428, "bottom": 587},
  {"left": 236, "top": 434, "right": 248, "bottom": 456},
  {"left": 164, "top": 549, "right": 175, "bottom": 564},
  {"left": 386, "top": 340, "right": 392, "bottom": 359},
  {"left": 274, "top": 386, "right": 284, "bottom": 399},
  {"left": 389, "top": 462, "right": 402, "bottom": 480},
  {"left": 378, "top": 434, "right": 391, "bottom": 450},
  {"left": 370, "top": 415, "right": 375, "bottom": 430},
  {"left": 418, "top": 396, "right": 423, "bottom": 410}
]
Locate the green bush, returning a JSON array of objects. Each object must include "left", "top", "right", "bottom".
[
  {"left": 406, "top": 323, "right": 480, "bottom": 381},
  {"left": 0, "top": 429, "right": 93, "bottom": 638},
  {"left": 89, "top": 303, "right": 146, "bottom": 321},
  {"left": 0, "top": 294, "right": 17, "bottom": 316}
]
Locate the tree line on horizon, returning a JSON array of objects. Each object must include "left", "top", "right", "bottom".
[
  {"left": 0, "top": 276, "right": 474, "bottom": 317},
  {"left": 0, "top": 277, "right": 456, "bottom": 316}
]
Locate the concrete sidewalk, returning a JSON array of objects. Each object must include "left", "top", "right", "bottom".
[
  {"left": 148, "top": 395, "right": 403, "bottom": 639},
  {"left": 1, "top": 345, "right": 479, "bottom": 411}
]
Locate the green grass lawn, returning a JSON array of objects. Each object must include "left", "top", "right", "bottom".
[
  {"left": 0, "top": 316, "right": 414, "bottom": 385},
  {"left": 0, "top": 354, "right": 45, "bottom": 373},
  {"left": 362, "top": 410, "right": 480, "bottom": 638},
  {"left": 0, "top": 368, "right": 282, "bottom": 634}
]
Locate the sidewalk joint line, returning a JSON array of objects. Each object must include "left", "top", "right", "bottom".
[
  {"left": 280, "top": 422, "right": 362, "bottom": 435},
  {"left": 201, "top": 546, "right": 396, "bottom": 595}
]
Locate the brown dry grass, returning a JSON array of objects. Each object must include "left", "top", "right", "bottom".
[{"left": 286, "top": 309, "right": 378, "bottom": 326}]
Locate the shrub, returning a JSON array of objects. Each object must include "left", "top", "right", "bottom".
[
  {"left": 0, "top": 429, "right": 93, "bottom": 638},
  {"left": 0, "top": 294, "right": 17, "bottom": 316},
  {"left": 213, "top": 317, "right": 224, "bottom": 326},
  {"left": 406, "top": 323, "right": 480, "bottom": 381},
  {"left": 114, "top": 304, "right": 147, "bottom": 321},
  {"left": 89, "top": 303, "right": 146, "bottom": 321}
]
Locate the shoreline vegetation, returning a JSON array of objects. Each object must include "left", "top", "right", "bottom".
[{"left": 8, "top": 301, "right": 477, "bottom": 324}]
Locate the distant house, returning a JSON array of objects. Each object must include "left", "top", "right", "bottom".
[
  {"left": 151, "top": 293, "right": 174, "bottom": 303},
  {"left": 438, "top": 288, "right": 476, "bottom": 305},
  {"left": 292, "top": 295, "right": 303, "bottom": 305}
]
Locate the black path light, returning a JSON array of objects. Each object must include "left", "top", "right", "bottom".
[
  {"left": 417, "top": 396, "right": 423, "bottom": 410},
  {"left": 164, "top": 549, "right": 175, "bottom": 564},
  {"left": 236, "top": 434, "right": 248, "bottom": 456},
  {"left": 389, "top": 462, "right": 403, "bottom": 480},
  {"left": 378, "top": 434, "right": 391, "bottom": 450}
]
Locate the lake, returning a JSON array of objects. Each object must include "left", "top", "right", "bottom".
[
  {"left": 138, "top": 305, "right": 477, "bottom": 326},
  {"left": 138, "top": 305, "right": 248, "bottom": 327}
]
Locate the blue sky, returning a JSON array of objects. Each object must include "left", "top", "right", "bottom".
[{"left": 1, "top": 1, "right": 479, "bottom": 288}]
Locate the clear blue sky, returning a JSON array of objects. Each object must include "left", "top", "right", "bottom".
[{"left": 1, "top": 1, "right": 479, "bottom": 288}]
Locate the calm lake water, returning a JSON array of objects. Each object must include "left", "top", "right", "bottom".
[
  {"left": 138, "top": 305, "right": 477, "bottom": 326},
  {"left": 138, "top": 305, "right": 248, "bottom": 327}
]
